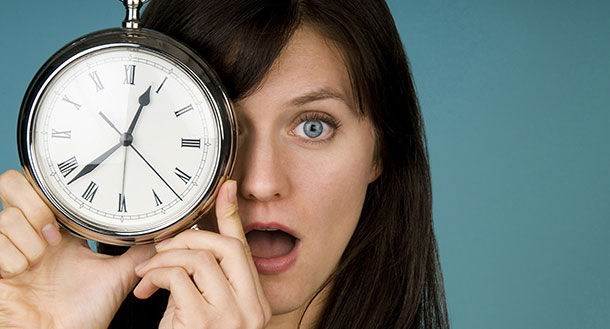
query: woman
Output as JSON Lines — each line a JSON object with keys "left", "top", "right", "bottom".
{"left": 0, "top": 0, "right": 449, "bottom": 328}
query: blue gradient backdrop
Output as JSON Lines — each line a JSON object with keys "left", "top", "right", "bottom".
{"left": 1, "top": 1, "right": 608, "bottom": 328}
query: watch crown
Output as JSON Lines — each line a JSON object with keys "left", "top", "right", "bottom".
{"left": 121, "top": 0, "right": 149, "bottom": 29}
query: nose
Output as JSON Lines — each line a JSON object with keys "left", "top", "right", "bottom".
{"left": 234, "top": 131, "right": 289, "bottom": 202}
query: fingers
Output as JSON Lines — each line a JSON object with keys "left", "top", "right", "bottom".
{"left": 0, "top": 207, "right": 46, "bottom": 277}
{"left": 215, "top": 180, "right": 271, "bottom": 321}
{"left": 135, "top": 249, "right": 235, "bottom": 306}
{"left": 134, "top": 247, "right": 265, "bottom": 328}
{"left": 111, "top": 244, "right": 157, "bottom": 289}
{"left": 0, "top": 170, "right": 61, "bottom": 246}
{"left": 153, "top": 229, "right": 257, "bottom": 300}
{"left": 0, "top": 170, "right": 62, "bottom": 278}
{"left": 135, "top": 181, "right": 271, "bottom": 327}
{"left": 215, "top": 180, "right": 244, "bottom": 241}
{"left": 134, "top": 267, "right": 206, "bottom": 314}
{"left": 120, "top": 245, "right": 157, "bottom": 271}
{"left": 0, "top": 232, "right": 28, "bottom": 278}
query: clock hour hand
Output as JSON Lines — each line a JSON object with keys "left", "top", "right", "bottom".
{"left": 126, "top": 86, "right": 151, "bottom": 136}
{"left": 67, "top": 141, "right": 122, "bottom": 185}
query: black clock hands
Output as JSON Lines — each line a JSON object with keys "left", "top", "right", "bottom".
{"left": 126, "top": 86, "right": 151, "bottom": 136}
{"left": 67, "top": 142, "right": 122, "bottom": 185}
{"left": 98, "top": 111, "right": 130, "bottom": 201}
{"left": 130, "top": 145, "right": 183, "bottom": 201}
{"left": 66, "top": 87, "right": 149, "bottom": 185}
{"left": 71, "top": 87, "right": 181, "bottom": 201}
{"left": 98, "top": 108, "right": 182, "bottom": 201}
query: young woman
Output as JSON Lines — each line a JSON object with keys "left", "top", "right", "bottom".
{"left": 0, "top": 0, "right": 449, "bottom": 328}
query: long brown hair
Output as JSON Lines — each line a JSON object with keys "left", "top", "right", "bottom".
{"left": 107, "top": 1, "right": 450, "bottom": 328}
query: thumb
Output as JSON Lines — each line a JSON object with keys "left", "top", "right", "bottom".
{"left": 114, "top": 244, "right": 157, "bottom": 288}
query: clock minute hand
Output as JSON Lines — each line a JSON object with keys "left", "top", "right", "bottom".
{"left": 67, "top": 141, "right": 122, "bottom": 185}
{"left": 126, "top": 86, "right": 152, "bottom": 136}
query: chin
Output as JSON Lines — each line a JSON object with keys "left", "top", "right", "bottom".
{"left": 261, "top": 276, "right": 312, "bottom": 315}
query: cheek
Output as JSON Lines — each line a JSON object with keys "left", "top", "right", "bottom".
{"left": 286, "top": 134, "right": 375, "bottom": 251}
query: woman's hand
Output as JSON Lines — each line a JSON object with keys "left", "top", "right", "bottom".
{"left": 0, "top": 170, "right": 155, "bottom": 329}
{"left": 133, "top": 180, "right": 271, "bottom": 329}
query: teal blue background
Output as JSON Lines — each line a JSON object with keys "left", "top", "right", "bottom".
{"left": 1, "top": 1, "right": 608, "bottom": 328}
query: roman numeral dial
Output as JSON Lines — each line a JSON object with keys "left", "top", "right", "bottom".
{"left": 118, "top": 193, "right": 127, "bottom": 212}
{"left": 153, "top": 189, "right": 163, "bottom": 206}
{"left": 174, "top": 167, "right": 192, "bottom": 184}
{"left": 57, "top": 156, "right": 78, "bottom": 177}
{"left": 28, "top": 45, "right": 227, "bottom": 238}
{"left": 52, "top": 129, "right": 72, "bottom": 139}
{"left": 174, "top": 104, "right": 193, "bottom": 117}
{"left": 89, "top": 71, "right": 104, "bottom": 91}
{"left": 82, "top": 181, "right": 98, "bottom": 203}
{"left": 181, "top": 138, "right": 201, "bottom": 148}
{"left": 62, "top": 95, "right": 81, "bottom": 110}
{"left": 124, "top": 64, "right": 136, "bottom": 85}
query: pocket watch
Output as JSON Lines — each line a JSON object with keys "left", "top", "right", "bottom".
{"left": 17, "top": 0, "right": 237, "bottom": 245}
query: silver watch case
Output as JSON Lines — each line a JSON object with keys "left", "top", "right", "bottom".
{"left": 17, "top": 28, "right": 237, "bottom": 245}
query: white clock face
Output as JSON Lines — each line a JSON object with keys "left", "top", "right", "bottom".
{"left": 30, "top": 46, "right": 220, "bottom": 234}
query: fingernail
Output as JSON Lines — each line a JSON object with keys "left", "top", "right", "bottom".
{"left": 227, "top": 180, "right": 237, "bottom": 203}
{"left": 0, "top": 270, "right": 8, "bottom": 278}
{"left": 134, "top": 260, "right": 148, "bottom": 274}
{"left": 155, "top": 238, "right": 172, "bottom": 250}
{"left": 42, "top": 224, "right": 60, "bottom": 245}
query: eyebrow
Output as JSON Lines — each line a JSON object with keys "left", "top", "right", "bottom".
{"left": 289, "top": 88, "right": 352, "bottom": 109}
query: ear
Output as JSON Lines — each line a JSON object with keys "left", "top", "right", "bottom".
{"left": 368, "top": 158, "right": 383, "bottom": 183}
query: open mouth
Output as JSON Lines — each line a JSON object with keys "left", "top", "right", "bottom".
{"left": 246, "top": 229, "right": 298, "bottom": 259}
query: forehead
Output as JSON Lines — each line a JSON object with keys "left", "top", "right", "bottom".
{"left": 238, "top": 25, "right": 354, "bottom": 110}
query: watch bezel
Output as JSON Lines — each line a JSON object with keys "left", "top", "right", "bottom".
{"left": 17, "top": 28, "right": 237, "bottom": 245}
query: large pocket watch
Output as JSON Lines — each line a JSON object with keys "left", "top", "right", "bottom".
{"left": 17, "top": 0, "right": 237, "bottom": 245}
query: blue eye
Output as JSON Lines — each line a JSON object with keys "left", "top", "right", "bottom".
{"left": 303, "top": 120, "right": 324, "bottom": 138}
{"left": 291, "top": 112, "right": 341, "bottom": 143}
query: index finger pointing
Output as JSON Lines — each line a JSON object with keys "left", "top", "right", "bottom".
{"left": 215, "top": 180, "right": 247, "bottom": 243}
{"left": 214, "top": 179, "right": 271, "bottom": 321}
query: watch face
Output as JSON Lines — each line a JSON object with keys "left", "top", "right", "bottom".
{"left": 27, "top": 44, "right": 225, "bottom": 239}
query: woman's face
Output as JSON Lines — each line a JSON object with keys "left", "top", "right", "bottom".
{"left": 210, "top": 26, "right": 379, "bottom": 317}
